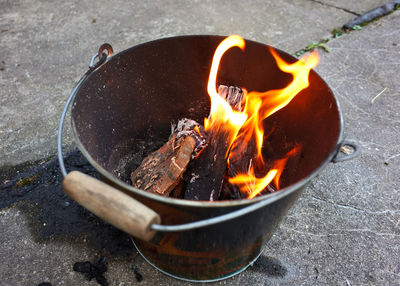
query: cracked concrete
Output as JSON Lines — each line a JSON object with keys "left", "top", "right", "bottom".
{"left": 1, "top": 1, "right": 399, "bottom": 286}
{"left": 314, "top": 0, "right": 389, "bottom": 15}
{"left": 309, "top": 0, "right": 362, "bottom": 16}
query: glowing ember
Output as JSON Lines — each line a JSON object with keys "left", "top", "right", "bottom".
{"left": 206, "top": 35, "right": 319, "bottom": 199}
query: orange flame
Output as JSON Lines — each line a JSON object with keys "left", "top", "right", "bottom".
{"left": 206, "top": 35, "right": 319, "bottom": 198}
{"left": 205, "top": 35, "right": 247, "bottom": 153}
{"left": 236, "top": 48, "right": 319, "bottom": 163}
{"left": 229, "top": 167, "right": 278, "bottom": 199}
{"left": 272, "top": 145, "right": 301, "bottom": 189}
{"left": 228, "top": 146, "right": 300, "bottom": 198}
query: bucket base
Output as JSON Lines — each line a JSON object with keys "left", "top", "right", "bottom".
{"left": 131, "top": 238, "right": 264, "bottom": 282}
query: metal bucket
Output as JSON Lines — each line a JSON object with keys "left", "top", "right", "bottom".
{"left": 58, "top": 35, "right": 358, "bottom": 282}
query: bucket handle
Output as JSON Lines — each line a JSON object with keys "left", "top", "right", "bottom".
{"left": 58, "top": 44, "right": 359, "bottom": 241}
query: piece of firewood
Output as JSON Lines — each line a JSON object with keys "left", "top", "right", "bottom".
{"left": 184, "top": 85, "right": 245, "bottom": 201}
{"left": 169, "top": 181, "right": 185, "bottom": 199}
{"left": 219, "top": 130, "right": 261, "bottom": 199}
{"left": 220, "top": 156, "right": 277, "bottom": 200}
{"left": 221, "top": 141, "right": 301, "bottom": 199}
{"left": 220, "top": 175, "right": 277, "bottom": 200}
{"left": 131, "top": 119, "right": 206, "bottom": 196}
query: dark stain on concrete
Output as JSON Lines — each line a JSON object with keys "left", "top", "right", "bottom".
{"left": 0, "top": 150, "right": 133, "bottom": 256}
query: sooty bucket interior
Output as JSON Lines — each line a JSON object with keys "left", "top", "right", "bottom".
{"left": 71, "top": 35, "right": 340, "bottom": 192}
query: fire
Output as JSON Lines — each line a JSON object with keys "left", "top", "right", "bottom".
{"left": 229, "top": 167, "right": 278, "bottom": 199}
{"left": 206, "top": 35, "right": 319, "bottom": 199}
{"left": 205, "top": 35, "right": 247, "bottom": 150}
{"left": 228, "top": 146, "right": 301, "bottom": 198}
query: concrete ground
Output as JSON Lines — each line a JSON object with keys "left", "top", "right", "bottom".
{"left": 0, "top": 0, "right": 389, "bottom": 166}
{"left": 1, "top": 1, "right": 399, "bottom": 285}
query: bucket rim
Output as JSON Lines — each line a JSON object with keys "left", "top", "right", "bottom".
{"left": 70, "top": 34, "right": 344, "bottom": 209}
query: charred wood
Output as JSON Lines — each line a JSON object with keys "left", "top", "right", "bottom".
{"left": 184, "top": 85, "right": 244, "bottom": 201}
{"left": 130, "top": 119, "right": 205, "bottom": 196}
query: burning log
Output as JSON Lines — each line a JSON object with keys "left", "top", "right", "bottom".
{"left": 221, "top": 142, "right": 258, "bottom": 200}
{"left": 220, "top": 157, "right": 278, "bottom": 200}
{"left": 221, "top": 144, "right": 301, "bottom": 200}
{"left": 220, "top": 128, "right": 272, "bottom": 200}
{"left": 184, "top": 85, "right": 245, "bottom": 201}
{"left": 131, "top": 119, "right": 206, "bottom": 196}
{"left": 131, "top": 86, "right": 243, "bottom": 200}
{"left": 129, "top": 35, "right": 319, "bottom": 201}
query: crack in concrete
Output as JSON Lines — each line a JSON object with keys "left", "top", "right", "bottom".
{"left": 378, "top": 270, "right": 400, "bottom": 278}
{"left": 385, "top": 153, "right": 400, "bottom": 162}
{"left": 309, "top": 195, "right": 400, "bottom": 215}
{"left": 294, "top": 3, "right": 400, "bottom": 56}
{"left": 281, "top": 226, "right": 400, "bottom": 237}
{"left": 333, "top": 229, "right": 400, "bottom": 236}
{"left": 308, "top": 0, "right": 361, "bottom": 16}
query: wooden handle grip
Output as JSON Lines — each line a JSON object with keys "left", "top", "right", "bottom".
{"left": 63, "top": 171, "right": 161, "bottom": 241}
